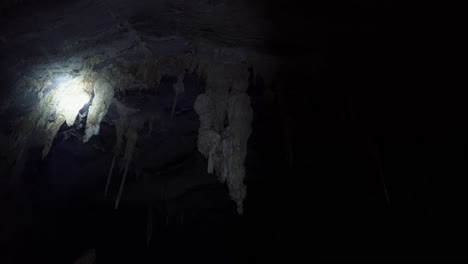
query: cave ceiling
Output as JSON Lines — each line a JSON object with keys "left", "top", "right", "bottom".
{"left": 0, "top": 0, "right": 287, "bottom": 214}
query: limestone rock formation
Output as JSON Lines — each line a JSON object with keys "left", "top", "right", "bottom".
{"left": 194, "top": 51, "right": 253, "bottom": 214}
{"left": 1, "top": 2, "right": 272, "bottom": 214}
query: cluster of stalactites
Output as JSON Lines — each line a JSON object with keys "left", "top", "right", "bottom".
{"left": 5, "top": 42, "right": 258, "bottom": 215}
{"left": 104, "top": 101, "right": 145, "bottom": 208}
{"left": 194, "top": 58, "right": 253, "bottom": 214}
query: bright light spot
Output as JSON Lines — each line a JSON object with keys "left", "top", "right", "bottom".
{"left": 54, "top": 77, "right": 92, "bottom": 126}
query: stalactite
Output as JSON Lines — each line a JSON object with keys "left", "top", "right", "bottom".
{"left": 103, "top": 100, "right": 148, "bottom": 208}
{"left": 194, "top": 55, "right": 253, "bottom": 214}
{"left": 104, "top": 101, "right": 137, "bottom": 196}
{"left": 171, "top": 73, "right": 185, "bottom": 118}
{"left": 115, "top": 115, "right": 142, "bottom": 209}
{"left": 225, "top": 93, "right": 252, "bottom": 214}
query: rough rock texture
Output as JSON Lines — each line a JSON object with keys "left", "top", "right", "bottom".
{"left": 83, "top": 78, "right": 115, "bottom": 143}
{"left": 8, "top": 71, "right": 94, "bottom": 178}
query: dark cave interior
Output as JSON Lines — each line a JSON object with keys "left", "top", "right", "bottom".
{"left": 0, "top": 0, "right": 462, "bottom": 262}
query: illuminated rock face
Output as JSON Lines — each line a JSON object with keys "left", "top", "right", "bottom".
{"left": 40, "top": 76, "right": 94, "bottom": 158}
{"left": 83, "top": 78, "right": 114, "bottom": 143}
{"left": 7, "top": 73, "right": 93, "bottom": 167}
{"left": 54, "top": 77, "right": 93, "bottom": 127}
